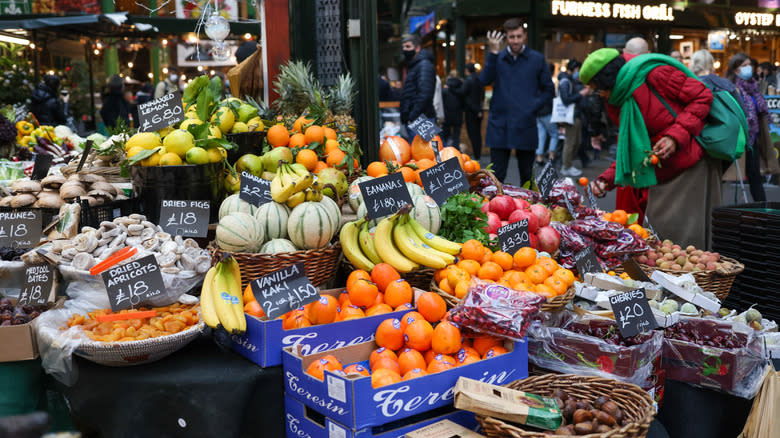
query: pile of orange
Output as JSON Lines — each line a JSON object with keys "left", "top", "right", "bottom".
{"left": 266, "top": 118, "right": 359, "bottom": 173}
{"left": 368, "top": 135, "right": 480, "bottom": 185}
{"left": 434, "top": 240, "right": 576, "bottom": 300}
{"left": 601, "top": 209, "right": 649, "bottom": 239}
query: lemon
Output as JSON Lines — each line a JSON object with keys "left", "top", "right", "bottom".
{"left": 208, "top": 125, "right": 222, "bottom": 139}
{"left": 126, "top": 132, "right": 162, "bottom": 150}
{"left": 180, "top": 119, "right": 204, "bottom": 131}
{"left": 246, "top": 117, "right": 264, "bottom": 132}
{"left": 126, "top": 145, "right": 145, "bottom": 158}
{"left": 141, "top": 150, "right": 163, "bottom": 166}
{"left": 159, "top": 152, "right": 183, "bottom": 166}
{"left": 162, "top": 129, "right": 195, "bottom": 158}
{"left": 230, "top": 122, "right": 248, "bottom": 134}
{"left": 185, "top": 146, "right": 210, "bottom": 165}
{"left": 158, "top": 126, "right": 174, "bottom": 138}
{"left": 206, "top": 147, "right": 224, "bottom": 163}
{"left": 210, "top": 107, "right": 235, "bottom": 133}
{"left": 185, "top": 110, "right": 199, "bottom": 120}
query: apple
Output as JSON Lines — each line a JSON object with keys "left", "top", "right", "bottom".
{"left": 489, "top": 195, "right": 516, "bottom": 220}
{"left": 513, "top": 197, "right": 530, "bottom": 211}
{"left": 485, "top": 212, "right": 501, "bottom": 234}
{"left": 501, "top": 220, "right": 509, "bottom": 228}
{"left": 508, "top": 209, "right": 539, "bottom": 233}
{"left": 529, "top": 204, "right": 551, "bottom": 228}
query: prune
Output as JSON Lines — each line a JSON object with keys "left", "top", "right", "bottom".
{"left": 0, "top": 310, "right": 11, "bottom": 321}
{"left": 28, "top": 310, "right": 41, "bottom": 319}
{"left": 0, "top": 297, "right": 11, "bottom": 310}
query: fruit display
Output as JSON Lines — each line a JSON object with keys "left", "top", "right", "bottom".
{"left": 481, "top": 194, "right": 561, "bottom": 254}
{"left": 553, "top": 219, "right": 649, "bottom": 271}
{"left": 551, "top": 391, "right": 632, "bottom": 435}
{"left": 200, "top": 256, "right": 246, "bottom": 334}
{"left": 638, "top": 239, "right": 737, "bottom": 272}
{"left": 65, "top": 302, "right": 200, "bottom": 342}
{"left": 0, "top": 298, "right": 50, "bottom": 326}
{"left": 372, "top": 135, "right": 481, "bottom": 183}
{"left": 0, "top": 172, "right": 128, "bottom": 208}
{"left": 0, "top": 246, "right": 26, "bottom": 261}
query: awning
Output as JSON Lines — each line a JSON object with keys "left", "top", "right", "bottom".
{"left": 0, "top": 13, "right": 128, "bottom": 30}
{"left": 129, "top": 16, "right": 261, "bottom": 36}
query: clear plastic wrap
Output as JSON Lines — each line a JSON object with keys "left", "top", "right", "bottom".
{"left": 0, "top": 260, "right": 25, "bottom": 298}
{"left": 548, "top": 179, "right": 583, "bottom": 206}
{"left": 662, "top": 317, "right": 768, "bottom": 398}
{"left": 527, "top": 310, "right": 663, "bottom": 387}
{"left": 569, "top": 218, "right": 625, "bottom": 240}
{"left": 595, "top": 229, "right": 650, "bottom": 259}
{"left": 480, "top": 183, "right": 543, "bottom": 203}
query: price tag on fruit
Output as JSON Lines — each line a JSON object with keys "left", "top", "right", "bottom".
{"left": 407, "top": 114, "right": 442, "bottom": 142}
{"left": 138, "top": 91, "right": 185, "bottom": 133}
{"left": 359, "top": 172, "right": 413, "bottom": 220}
{"left": 535, "top": 161, "right": 558, "bottom": 199}
{"left": 101, "top": 254, "right": 167, "bottom": 312}
{"left": 574, "top": 247, "right": 602, "bottom": 276}
{"left": 419, "top": 157, "right": 469, "bottom": 206}
{"left": 250, "top": 262, "right": 318, "bottom": 319}
{"left": 18, "top": 263, "right": 54, "bottom": 306}
{"left": 0, "top": 211, "right": 42, "bottom": 249}
{"left": 159, "top": 200, "right": 210, "bottom": 237}
{"left": 31, "top": 154, "right": 53, "bottom": 181}
{"left": 609, "top": 288, "right": 658, "bottom": 338}
{"left": 497, "top": 219, "right": 530, "bottom": 256}
{"left": 239, "top": 171, "right": 273, "bottom": 207}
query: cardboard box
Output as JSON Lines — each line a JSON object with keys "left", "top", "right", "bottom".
{"left": 404, "top": 419, "right": 484, "bottom": 438}
{"left": 232, "top": 288, "right": 416, "bottom": 367}
{"left": 284, "top": 393, "right": 478, "bottom": 438}
{"left": 283, "top": 339, "right": 528, "bottom": 430}
{"left": 651, "top": 271, "right": 721, "bottom": 313}
{"left": 0, "top": 296, "right": 65, "bottom": 363}
{"left": 585, "top": 273, "right": 662, "bottom": 300}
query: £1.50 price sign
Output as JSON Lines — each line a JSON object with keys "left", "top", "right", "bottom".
{"left": 159, "top": 200, "right": 210, "bottom": 237}
{"left": 18, "top": 263, "right": 54, "bottom": 306}
{"left": 407, "top": 115, "right": 442, "bottom": 142}
{"left": 358, "top": 172, "right": 413, "bottom": 220}
{"left": 250, "top": 263, "right": 319, "bottom": 319}
{"left": 138, "top": 92, "right": 185, "bottom": 133}
{"left": 0, "top": 211, "right": 42, "bottom": 249}
{"left": 609, "top": 289, "right": 658, "bottom": 338}
{"left": 101, "top": 255, "right": 167, "bottom": 311}
{"left": 419, "top": 157, "right": 469, "bottom": 206}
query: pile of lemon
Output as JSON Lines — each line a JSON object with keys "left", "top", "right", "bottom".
{"left": 125, "top": 129, "right": 226, "bottom": 166}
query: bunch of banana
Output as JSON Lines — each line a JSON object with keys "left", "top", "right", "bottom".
{"left": 200, "top": 255, "right": 246, "bottom": 334}
{"left": 287, "top": 181, "right": 323, "bottom": 208}
{"left": 271, "top": 161, "right": 313, "bottom": 203}
{"left": 341, "top": 205, "right": 461, "bottom": 273}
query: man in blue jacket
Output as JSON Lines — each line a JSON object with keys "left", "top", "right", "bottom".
{"left": 400, "top": 34, "right": 437, "bottom": 141}
{"left": 481, "top": 19, "right": 555, "bottom": 184}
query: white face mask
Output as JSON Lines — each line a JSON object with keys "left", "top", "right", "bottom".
{"left": 169, "top": 74, "right": 178, "bottom": 82}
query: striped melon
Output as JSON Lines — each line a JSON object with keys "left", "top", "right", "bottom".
{"left": 347, "top": 176, "right": 374, "bottom": 213}
{"left": 260, "top": 238, "right": 297, "bottom": 254}
{"left": 287, "top": 202, "right": 336, "bottom": 249}
{"left": 255, "top": 201, "right": 290, "bottom": 240}
{"left": 216, "top": 212, "right": 265, "bottom": 253}
{"left": 355, "top": 203, "right": 379, "bottom": 229}
{"left": 218, "top": 193, "right": 256, "bottom": 220}
{"left": 406, "top": 182, "right": 425, "bottom": 200}
{"left": 412, "top": 195, "right": 441, "bottom": 234}
{"left": 319, "top": 196, "right": 342, "bottom": 229}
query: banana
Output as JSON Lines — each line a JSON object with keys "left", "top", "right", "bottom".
{"left": 223, "top": 257, "right": 246, "bottom": 333}
{"left": 358, "top": 220, "right": 382, "bottom": 264}
{"left": 286, "top": 191, "right": 306, "bottom": 208}
{"left": 407, "top": 216, "right": 462, "bottom": 255}
{"left": 286, "top": 163, "right": 313, "bottom": 193}
{"left": 340, "top": 219, "right": 375, "bottom": 271}
{"left": 271, "top": 164, "right": 297, "bottom": 203}
{"left": 392, "top": 218, "right": 448, "bottom": 269}
{"left": 212, "top": 262, "right": 239, "bottom": 333}
{"left": 401, "top": 219, "right": 456, "bottom": 265}
{"left": 199, "top": 266, "right": 220, "bottom": 329}
{"left": 373, "top": 216, "right": 419, "bottom": 272}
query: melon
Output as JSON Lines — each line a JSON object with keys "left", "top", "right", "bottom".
{"left": 319, "top": 195, "right": 342, "bottom": 228}
{"left": 412, "top": 195, "right": 441, "bottom": 234}
{"left": 347, "top": 176, "right": 374, "bottom": 213}
{"left": 216, "top": 212, "right": 265, "bottom": 253}
{"left": 355, "top": 203, "right": 379, "bottom": 229}
{"left": 287, "top": 202, "right": 337, "bottom": 250}
{"left": 260, "top": 238, "right": 298, "bottom": 254}
{"left": 255, "top": 201, "right": 290, "bottom": 240}
{"left": 406, "top": 182, "right": 425, "bottom": 200}
{"left": 218, "top": 193, "right": 256, "bottom": 220}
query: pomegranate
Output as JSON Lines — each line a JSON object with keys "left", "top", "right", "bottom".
{"left": 529, "top": 204, "right": 551, "bottom": 228}
{"left": 485, "top": 212, "right": 501, "bottom": 234}
{"left": 507, "top": 209, "right": 539, "bottom": 233}
{"left": 480, "top": 201, "right": 490, "bottom": 214}
{"left": 529, "top": 232, "right": 539, "bottom": 250}
{"left": 513, "top": 197, "right": 530, "bottom": 211}
{"left": 536, "top": 226, "right": 561, "bottom": 254}
{"left": 489, "top": 195, "right": 516, "bottom": 220}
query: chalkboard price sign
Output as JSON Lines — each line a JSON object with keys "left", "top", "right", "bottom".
{"left": 138, "top": 91, "right": 185, "bottom": 133}
{"left": 358, "top": 172, "right": 413, "bottom": 220}
{"left": 407, "top": 115, "right": 442, "bottom": 142}
{"left": 0, "top": 211, "right": 42, "bottom": 249}
{"left": 419, "top": 157, "right": 469, "bottom": 206}
{"left": 585, "top": 184, "right": 600, "bottom": 210}
{"left": 535, "top": 161, "right": 559, "bottom": 199}
{"left": 31, "top": 154, "right": 53, "bottom": 181}
{"left": 497, "top": 219, "right": 530, "bottom": 256}
{"left": 609, "top": 289, "right": 658, "bottom": 338}
{"left": 101, "top": 255, "right": 167, "bottom": 311}
{"left": 18, "top": 263, "right": 54, "bottom": 306}
{"left": 574, "top": 247, "right": 602, "bottom": 276}
{"left": 239, "top": 171, "right": 273, "bottom": 207}
{"left": 159, "top": 200, "right": 210, "bottom": 237}
{"left": 250, "top": 263, "right": 319, "bottom": 319}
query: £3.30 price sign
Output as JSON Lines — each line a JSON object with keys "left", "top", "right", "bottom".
{"left": 18, "top": 263, "right": 54, "bottom": 306}
{"left": 239, "top": 171, "right": 273, "bottom": 207}
{"left": 0, "top": 211, "right": 42, "bottom": 249}
{"left": 497, "top": 219, "right": 530, "bottom": 256}
{"left": 609, "top": 288, "right": 658, "bottom": 338}
{"left": 101, "top": 255, "right": 167, "bottom": 311}
{"left": 159, "top": 200, "right": 210, "bottom": 237}
{"left": 358, "top": 172, "right": 413, "bottom": 220}
{"left": 250, "top": 262, "right": 319, "bottom": 319}
{"left": 419, "top": 157, "right": 469, "bottom": 206}
{"left": 138, "top": 92, "right": 185, "bottom": 133}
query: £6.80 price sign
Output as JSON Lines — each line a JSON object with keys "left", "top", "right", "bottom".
{"left": 101, "top": 255, "right": 167, "bottom": 311}
{"left": 609, "top": 289, "right": 658, "bottom": 338}
{"left": 138, "top": 92, "right": 185, "bottom": 133}
{"left": 419, "top": 157, "right": 469, "bottom": 206}
{"left": 250, "top": 263, "right": 319, "bottom": 319}
{"left": 0, "top": 211, "right": 42, "bottom": 249}
{"left": 358, "top": 173, "right": 413, "bottom": 220}
{"left": 159, "top": 200, "right": 210, "bottom": 237}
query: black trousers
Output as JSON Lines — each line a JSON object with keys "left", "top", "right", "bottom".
{"left": 464, "top": 110, "right": 482, "bottom": 160}
{"left": 745, "top": 146, "right": 766, "bottom": 201}
{"left": 490, "top": 148, "right": 535, "bottom": 185}
{"left": 442, "top": 122, "right": 462, "bottom": 148}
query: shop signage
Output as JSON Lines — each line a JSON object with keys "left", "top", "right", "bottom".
{"left": 497, "top": 219, "right": 530, "bottom": 255}
{"left": 138, "top": 91, "right": 185, "bottom": 133}
{"left": 359, "top": 173, "right": 413, "bottom": 220}
{"left": 239, "top": 171, "right": 273, "bottom": 207}
{"left": 31, "top": 154, "right": 53, "bottom": 181}
{"left": 535, "top": 161, "right": 558, "bottom": 199}
{"left": 575, "top": 247, "right": 603, "bottom": 275}
{"left": 419, "top": 157, "right": 469, "bottom": 206}
{"left": 159, "top": 200, "right": 210, "bottom": 237}
{"left": 0, "top": 211, "right": 42, "bottom": 249}
{"left": 551, "top": 1, "right": 674, "bottom": 22}
{"left": 250, "top": 263, "right": 318, "bottom": 319}
{"left": 18, "top": 263, "right": 53, "bottom": 306}
{"left": 101, "top": 255, "right": 167, "bottom": 311}
{"left": 609, "top": 288, "right": 658, "bottom": 338}
{"left": 734, "top": 12, "right": 779, "bottom": 27}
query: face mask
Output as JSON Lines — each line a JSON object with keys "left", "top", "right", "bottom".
{"left": 738, "top": 65, "right": 753, "bottom": 80}
{"left": 169, "top": 74, "right": 178, "bottom": 82}
{"left": 573, "top": 71, "right": 580, "bottom": 80}
{"left": 403, "top": 49, "right": 416, "bottom": 62}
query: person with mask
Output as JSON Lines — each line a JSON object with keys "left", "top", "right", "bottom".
{"left": 30, "top": 75, "right": 69, "bottom": 126}
{"left": 441, "top": 70, "right": 465, "bottom": 148}
{"left": 399, "top": 33, "right": 437, "bottom": 141}
{"left": 155, "top": 67, "right": 180, "bottom": 99}
{"left": 557, "top": 59, "right": 591, "bottom": 176}
{"left": 100, "top": 74, "right": 130, "bottom": 129}
{"left": 462, "top": 62, "right": 485, "bottom": 160}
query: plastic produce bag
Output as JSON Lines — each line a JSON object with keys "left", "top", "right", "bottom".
{"left": 595, "top": 229, "right": 650, "bottom": 259}
{"left": 0, "top": 260, "right": 25, "bottom": 298}
{"left": 740, "top": 367, "right": 780, "bottom": 438}
{"left": 569, "top": 218, "right": 625, "bottom": 240}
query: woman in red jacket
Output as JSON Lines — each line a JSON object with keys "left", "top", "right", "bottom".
{"left": 580, "top": 49, "right": 720, "bottom": 249}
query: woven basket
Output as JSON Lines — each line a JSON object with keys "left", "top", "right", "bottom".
{"left": 431, "top": 281, "right": 575, "bottom": 313}
{"left": 211, "top": 242, "right": 342, "bottom": 290}
{"left": 340, "top": 259, "right": 435, "bottom": 291}
{"left": 61, "top": 151, "right": 130, "bottom": 184}
{"left": 466, "top": 169, "right": 503, "bottom": 195}
{"left": 628, "top": 255, "right": 743, "bottom": 301}
{"left": 477, "top": 374, "right": 656, "bottom": 438}
{"left": 346, "top": 169, "right": 363, "bottom": 186}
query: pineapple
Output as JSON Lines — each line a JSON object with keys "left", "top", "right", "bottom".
{"left": 272, "top": 60, "right": 323, "bottom": 128}
{"left": 325, "top": 73, "right": 357, "bottom": 138}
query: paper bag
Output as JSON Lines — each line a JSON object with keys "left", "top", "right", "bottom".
{"left": 740, "top": 366, "right": 779, "bottom": 438}
{"left": 227, "top": 43, "right": 263, "bottom": 99}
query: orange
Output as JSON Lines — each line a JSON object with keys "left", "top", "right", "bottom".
{"left": 307, "top": 295, "right": 339, "bottom": 325}
{"left": 399, "top": 311, "right": 425, "bottom": 331}
{"left": 397, "top": 348, "right": 427, "bottom": 375}
{"left": 347, "top": 278, "right": 379, "bottom": 308}
{"left": 536, "top": 257, "right": 559, "bottom": 275}
{"left": 306, "top": 354, "right": 343, "bottom": 380}
{"left": 326, "top": 148, "right": 347, "bottom": 168}
{"left": 369, "top": 347, "right": 398, "bottom": 368}
{"left": 282, "top": 312, "right": 311, "bottom": 330}
{"left": 427, "top": 355, "right": 457, "bottom": 373}
{"left": 463, "top": 160, "right": 476, "bottom": 173}
{"left": 337, "top": 305, "right": 365, "bottom": 321}
{"left": 380, "top": 136, "right": 411, "bottom": 164}
{"left": 243, "top": 283, "right": 256, "bottom": 304}
{"left": 513, "top": 246, "right": 537, "bottom": 270}
{"left": 439, "top": 147, "right": 464, "bottom": 167}
{"left": 456, "top": 347, "right": 482, "bottom": 366}
{"left": 292, "top": 116, "right": 313, "bottom": 133}
{"left": 454, "top": 281, "right": 470, "bottom": 299}
{"left": 544, "top": 276, "right": 568, "bottom": 296}
{"left": 460, "top": 239, "right": 485, "bottom": 262}
{"left": 479, "top": 247, "right": 493, "bottom": 264}
{"left": 629, "top": 223, "right": 648, "bottom": 238}
{"left": 366, "top": 303, "right": 393, "bottom": 316}
{"left": 347, "top": 270, "right": 371, "bottom": 290}
{"left": 375, "top": 318, "right": 405, "bottom": 350}
{"left": 525, "top": 264, "right": 548, "bottom": 284}
{"left": 371, "top": 368, "right": 401, "bottom": 388}
{"left": 404, "top": 319, "right": 434, "bottom": 351}
{"left": 438, "top": 278, "right": 454, "bottom": 295}
{"left": 304, "top": 125, "right": 325, "bottom": 144}
{"left": 313, "top": 161, "right": 328, "bottom": 173}
{"left": 402, "top": 368, "right": 429, "bottom": 380}
{"left": 399, "top": 166, "right": 416, "bottom": 183}
{"left": 417, "top": 292, "right": 447, "bottom": 323}
{"left": 478, "top": 261, "right": 503, "bottom": 281}
{"left": 431, "top": 321, "right": 462, "bottom": 354}
{"left": 395, "top": 303, "right": 414, "bottom": 312}
{"left": 371, "top": 263, "right": 401, "bottom": 292}
{"left": 472, "top": 336, "right": 502, "bottom": 356}
{"left": 446, "top": 268, "right": 470, "bottom": 290}
{"left": 295, "top": 148, "right": 319, "bottom": 171}
{"left": 423, "top": 349, "right": 437, "bottom": 364}
{"left": 324, "top": 138, "right": 340, "bottom": 154}
{"left": 410, "top": 135, "right": 442, "bottom": 161}
{"left": 324, "top": 126, "right": 338, "bottom": 141}
{"left": 534, "top": 284, "right": 556, "bottom": 299}
{"left": 612, "top": 209, "right": 628, "bottom": 225}
{"left": 415, "top": 158, "right": 435, "bottom": 171}
{"left": 384, "top": 279, "right": 412, "bottom": 308}
{"left": 483, "top": 346, "right": 508, "bottom": 359}
{"left": 553, "top": 268, "right": 576, "bottom": 287}
{"left": 457, "top": 259, "right": 481, "bottom": 277}
{"left": 244, "top": 300, "right": 265, "bottom": 318}
{"left": 343, "top": 363, "right": 370, "bottom": 376}
{"left": 337, "top": 291, "right": 351, "bottom": 307}
{"left": 371, "top": 356, "right": 401, "bottom": 374}
{"left": 366, "top": 161, "right": 389, "bottom": 177}
{"left": 602, "top": 212, "right": 613, "bottom": 222}
{"left": 267, "top": 124, "right": 290, "bottom": 147}
{"left": 288, "top": 132, "right": 307, "bottom": 149}
{"left": 492, "top": 251, "right": 514, "bottom": 271}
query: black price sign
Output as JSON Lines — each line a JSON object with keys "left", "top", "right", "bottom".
{"left": 585, "top": 184, "right": 599, "bottom": 210}
{"left": 407, "top": 115, "right": 442, "bottom": 142}
{"left": 0, "top": 211, "right": 42, "bottom": 248}
{"left": 574, "top": 247, "right": 602, "bottom": 275}
{"left": 250, "top": 263, "right": 319, "bottom": 319}
{"left": 622, "top": 259, "right": 653, "bottom": 282}
{"left": 138, "top": 91, "right": 185, "bottom": 133}
{"left": 419, "top": 157, "right": 469, "bottom": 206}
{"left": 239, "top": 171, "right": 273, "bottom": 207}
{"left": 31, "top": 154, "right": 53, "bottom": 181}
{"left": 497, "top": 219, "right": 530, "bottom": 256}
{"left": 609, "top": 289, "right": 658, "bottom": 338}
{"left": 18, "top": 263, "right": 54, "bottom": 306}
{"left": 159, "top": 200, "right": 210, "bottom": 237}
{"left": 101, "top": 254, "right": 167, "bottom": 311}
{"left": 358, "top": 172, "right": 413, "bottom": 220}
{"left": 535, "top": 161, "right": 558, "bottom": 199}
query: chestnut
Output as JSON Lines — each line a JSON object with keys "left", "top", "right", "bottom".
{"left": 596, "top": 411, "right": 616, "bottom": 426}
{"left": 574, "top": 400, "right": 588, "bottom": 411}
{"left": 602, "top": 400, "right": 620, "bottom": 417}
{"left": 593, "top": 395, "right": 609, "bottom": 409}
{"left": 555, "top": 388, "right": 571, "bottom": 401}
{"left": 572, "top": 409, "right": 593, "bottom": 424}
{"left": 596, "top": 424, "right": 613, "bottom": 433}
{"left": 554, "top": 426, "right": 574, "bottom": 435}
{"left": 574, "top": 422, "right": 593, "bottom": 435}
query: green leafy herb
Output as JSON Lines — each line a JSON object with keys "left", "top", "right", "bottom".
{"left": 182, "top": 75, "right": 209, "bottom": 104}
{"left": 439, "top": 192, "right": 490, "bottom": 246}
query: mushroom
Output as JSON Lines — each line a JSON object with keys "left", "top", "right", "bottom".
{"left": 11, "top": 180, "right": 42, "bottom": 194}
{"left": 88, "top": 181, "right": 117, "bottom": 196}
{"left": 34, "top": 195, "right": 64, "bottom": 209}
{"left": 87, "top": 189, "right": 114, "bottom": 203}
{"left": 59, "top": 182, "right": 87, "bottom": 200}
{"left": 79, "top": 173, "right": 106, "bottom": 184}
{"left": 115, "top": 193, "right": 129, "bottom": 201}
{"left": 80, "top": 195, "right": 101, "bottom": 206}
{"left": 0, "top": 196, "right": 12, "bottom": 207}
{"left": 10, "top": 193, "right": 37, "bottom": 207}
{"left": 41, "top": 174, "right": 66, "bottom": 190}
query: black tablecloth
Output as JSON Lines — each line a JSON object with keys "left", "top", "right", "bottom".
{"left": 62, "top": 335, "right": 284, "bottom": 438}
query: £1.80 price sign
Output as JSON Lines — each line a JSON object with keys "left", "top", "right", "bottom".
{"left": 0, "top": 211, "right": 42, "bottom": 249}
{"left": 419, "top": 157, "right": 469, "bottom": 206}
{"left": 609, "top": 289, "right": 658, "bottom": 338}
{"left": 159, "top": 200, "right": 210, "bottom": 237}
{"left": 138, "top": 92, "right": 185, "bottom": 133}
{"left": 101, "top": 255, "right": 168, "bottom": 311}
{"left": 250, "top": 262, "right": 319, "bottom": 319}
{"left": 358, "top": 173, "right": 413, "bottom": 220}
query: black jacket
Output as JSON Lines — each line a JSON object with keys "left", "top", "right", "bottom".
{"left": 442, "top": 77, "right": 464, "bottom": 124}
{"left": 462, "top": 72, "right": 484, "bottom": 114}
{"left": 100, "top": 91, "right": 130, "bottom": 129}
{"left": 400, "top": 49, "right": 436, "bottom": 124}
{"left": 30, "top": 83, "right": 67, "bottom": 126}
{"left": 557, "top": 72, "right": 586, "bottom": 119}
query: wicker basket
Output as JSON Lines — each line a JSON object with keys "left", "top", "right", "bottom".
{"left": 466, "top": 169, "right": 503, "bottom": 195}
{"left": 477, "top": 374, "right": 656, "bottom": 438}
{"left": 628, "top": 255, "right": 743, "bottom": 301}
{"left": 61, "top": 152, "right": 130, "bottom": 184}
{"left": 340, "top": 259, "right": 435, "bottom": 291}
{"left": 346, "top": 169, "right": 363, "bottom": 186}
{"left": 431, "top": 280, "right": 575, "bottom": 312}
{"left": 211, "top": 242, "right": 342, "bottom": 289}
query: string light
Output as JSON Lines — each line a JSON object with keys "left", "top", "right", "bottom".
{"left": 93, "top": 49, "right": 99, "bottom": 55}
{"left": 209, "top": 69, "right": 215, "bottom": 75}
{"left": 244, "top": 33, "right": 252, "bottom": 40}
{"left": 197, "top": 66, "right": 203, "bottom": 71}
{"left": 161, "top": 39, "right": 168, "bottom": 46}
{"left": 148, "top": 72, "right": 153, "bottom": 79}
{"left": 128, "top": 62, "right": 134, "bottom": 68}
{"left": 96, "top": 42, "right": 103, "bottom": 49}
{"left": 29, "top": 43, "right": 35, "bottom": 49}
{"left": 162, "top": 67, "right": 169, "bottom": 74}
{"left": 181, "top": 74, "right": 187, "bottom": 81}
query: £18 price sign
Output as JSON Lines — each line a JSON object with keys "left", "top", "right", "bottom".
{"left": 0, "top": 211, "right": 42, "bottom": 249}
{"left": 101, "top": 255, "right": 167, "bottom": 311}
{"left": 159, "top": 200, "right": 210, "bottom": 237}
{"left": 18, "top": 263, "right": 54, "bottom": 306}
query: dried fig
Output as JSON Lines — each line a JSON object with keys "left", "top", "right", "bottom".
{"left": 574, "top": 422, "right": 593, "bottom": 435}
{"left": 572, "top": 409, "right": 593, "bottom": 424}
